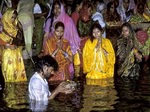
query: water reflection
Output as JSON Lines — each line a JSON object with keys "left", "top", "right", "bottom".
{"left": 0, "top": 66, "right": 150, "bottom": 111}
{"left": 80, "top": 78, "right": 118, "bottom": 112}
{"left": 0, "top": 82, "right": 30, "bottom": 111}
{"left": 114, "top": 70, "right": 150, "bottom": 111}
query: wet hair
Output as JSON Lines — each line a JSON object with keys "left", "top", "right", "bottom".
{"left": 34, "top": 55, "right": 58, "bottom": 73}
{"left": 90, "top": 22, "right": 103, "bottom": 42}
{"left": 54, "top": 21, "right": 64, "bottom": 30}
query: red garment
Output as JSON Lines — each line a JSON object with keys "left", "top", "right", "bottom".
{"left": 136, "top": 30, "right": 148, "bottom": 45}
{"left": 0, "top": 38, "right": 6, "bottom": 45}
{"left": 80, "top": 4, "right": 91, "bottom": 22}
{"left": 71, "top": 12, "right": 79, "bottom": 26}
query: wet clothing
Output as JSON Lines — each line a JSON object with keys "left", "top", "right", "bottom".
{"left": 0, "top": 8, "right": 27, "bottom": 82}
{"left": 28, "top": 72, "right": 51, "bottom": 101}
{"left": 43, "top": 36, "right": 74, "bottom": 81}
{"left": 83, "top": 38, "right": 115, "bottom": 84}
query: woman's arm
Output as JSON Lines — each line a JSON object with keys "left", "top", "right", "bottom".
{"left": 61, "top": 49, "right": 73, "bottom": 62}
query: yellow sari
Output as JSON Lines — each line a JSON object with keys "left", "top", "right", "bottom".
{"left": 83, "top": 38, "right": 115, "bottom": 85}
{"left": 0, "top": 8, "right": 27, "bottom": 82}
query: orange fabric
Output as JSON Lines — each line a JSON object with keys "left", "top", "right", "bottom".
{"left": 43, "top": 36, "right": 73, "bottom": 81}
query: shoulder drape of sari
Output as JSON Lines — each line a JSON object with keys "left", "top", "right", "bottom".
{"left": 0, "top": 8, "right": 18, "bottom": 43}
{"left": 102, "top": 38, "right": 115, "bottom": 77}
{"left": 129, "top": 14, "right": 148, "bottom": 23}
{"left": 134, "top": 36, "right": 150, "bottom": 57}
{"left": 43, "top": 36, "right": 73, "bottom": 81}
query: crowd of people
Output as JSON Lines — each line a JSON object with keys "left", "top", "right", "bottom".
{"left": 0, "top": 0, "right": 150, "bottom": 110}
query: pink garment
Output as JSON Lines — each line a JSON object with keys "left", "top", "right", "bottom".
{"left": 44, "top": 3, "right": 81, "bottom": 54}
{"left": 0, "top": 12, "right": 2, "bottom": 33}
{"left": 0, "top": 12, "right": 2, "bottom": 18}
{"left": 71, "top": 11, "right": 79, "bottom": 26}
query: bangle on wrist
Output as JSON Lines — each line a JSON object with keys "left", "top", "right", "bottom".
{"left": 52, "top": 53, "right": 55, "bottom": 57}
{"left": 52, "top": 50, "right": 57, "bottom": 57}
{"left": 64, "top": 52, "right": 68, "bottom": 58}
{"left": 133, "top": 49, "right": 138, "bottom": 53}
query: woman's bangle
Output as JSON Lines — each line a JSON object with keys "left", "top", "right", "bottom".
{"left": 52, "top": 50, "right": 57, "bottom": 57}
{"left": 64, "top": 52, "right": 68, "bottom": 58}
{"left": 52, "top": 53, "right": 55, "bottom": 57}
{"left": 133, "top": 49, "right": 138, "bottom": 53}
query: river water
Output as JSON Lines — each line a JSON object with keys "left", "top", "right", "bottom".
{"left": 0, "top": 60, "right": 150, "bottom": 112}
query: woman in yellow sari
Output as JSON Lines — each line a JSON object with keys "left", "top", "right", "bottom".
{"left": 0, "top": 8, "right": 26, "bottom": 82}
{"left": 83, "top": 23, "right": 115, "bottom": 85}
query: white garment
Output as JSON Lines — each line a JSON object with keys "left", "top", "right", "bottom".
{"left": 28, "top": 72, "right": 51, "bottom": 101}
{"left": 92, "top": 12, "right": 106, "bottom": 38}
{"left": 34, "top": 3, "right": 42, "bottom": 14}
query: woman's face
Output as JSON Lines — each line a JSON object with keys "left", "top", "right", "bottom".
{"left": 110, "top": 4, "right": 115, "bottom": 13}
{"left": 92, "top": 28, "right": 102, "bottom": 39}
{"left": 54, "top": 26, "right": 64, "bottom": 39}
{"left": 137, "top": 4, "right": 144, "bottom": 14}
{"left": 54, "top": 4, "right": 61, "bottom": 17}
{"left": 123, "top": 0, "right": 129, "bottom": 10}
{"left": 11, "top": 13, "right": 17, "bottom": 23}
{"left": 87, "top": 7, "right": 93, "bottom": 16}
{"left": 122, "top": 26, "right": 130, "bottom": 38}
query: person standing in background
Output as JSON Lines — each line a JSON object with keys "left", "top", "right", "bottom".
{"left": 17, "top": 0, "right": 34, "bottom": 60}
{"left": 0, "top": 8, "right": 27, "bottom": 82}
{"left": 33, "top": 0, "right": 50, "bottom": 56}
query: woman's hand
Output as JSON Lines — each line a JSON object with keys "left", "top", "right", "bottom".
{"left": 95, "top": 40, "right": 101, "bottom": 52}
{"left": 43, "top": 32, "right": 49, "bottom": 41}
{"left": 102, "top": 48, "right": 108, "bottom": 56}
{"left": 133, "top": 48, "right": 142, "bottom": 62}
{"left": 56, "top": 39, "right": 62, "bottom": 50}
{"left": 134, "top": 52, "right": 142, "bottom": 62}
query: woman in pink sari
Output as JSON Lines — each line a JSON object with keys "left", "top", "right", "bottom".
{"left": 44, "top": 1, "right": 80, "bottom": 55}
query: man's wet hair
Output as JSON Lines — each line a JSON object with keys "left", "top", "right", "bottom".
{"left": 34, "top": 55, "right": 58, "bottom": 73}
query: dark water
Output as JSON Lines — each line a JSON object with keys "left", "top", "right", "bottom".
{"left": 0, "top": 61, "right": 150, "bottom": 112}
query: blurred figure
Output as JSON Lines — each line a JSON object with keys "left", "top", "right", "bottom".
{"left": 117, "top": 0, "right": 135, "bottom": 22}
{"left": 71, "top": 0, "right": 83, "bottom": 26}
{"left": 17, "top": 0, "right": 34, "bottom": 59}
{"left": 92, "top": 3, "right": 107, "bottom": 38}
